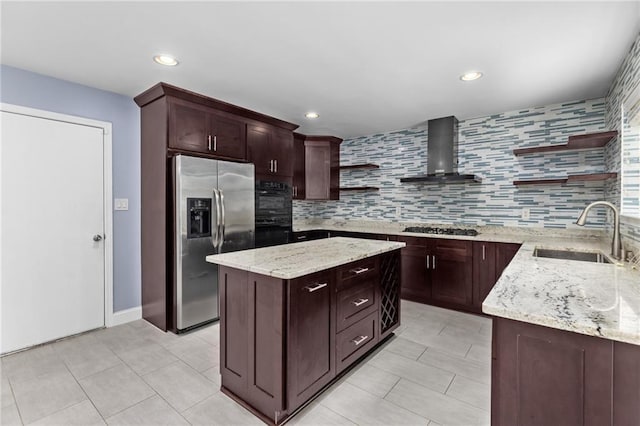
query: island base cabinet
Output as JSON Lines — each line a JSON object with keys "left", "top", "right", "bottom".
{"left": 218, "top": 250, "right": 402, "bottom": 425}
{"left": 492, "top": 317, "right": 619, "bottom": 426}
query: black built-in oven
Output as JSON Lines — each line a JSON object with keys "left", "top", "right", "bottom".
{"left": 255, "top": 180, "right": 292, "bottom": 247}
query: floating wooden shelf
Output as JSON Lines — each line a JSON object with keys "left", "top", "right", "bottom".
{"left": 513, "top": 131, "right": 617, "bottom": 156}
{"left": 339, "top": 186, "right": 380, "bottom": 191}
{"left": 513, "top": 173, "right": 618, "bottom": 186}
{"left": 339, "top": 163, "right": 380, "bottom": 170}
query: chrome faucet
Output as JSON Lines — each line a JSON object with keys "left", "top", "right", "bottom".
{"left": 576, "top": 201, "right": 622, "bottom": 260}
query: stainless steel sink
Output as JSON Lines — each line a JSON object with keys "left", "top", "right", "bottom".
{"left": 533, "top": 248, "right": 612, "bottom": 264}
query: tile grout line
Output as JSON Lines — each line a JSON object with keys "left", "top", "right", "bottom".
{"left": 6, "top": 377, "right": 26, "bottom": 426}
{"left": 315, "top": 403, "right": 359, "bottom": 426}
{"left": 138, "top": 359, "right": 213, "bottom": 417}
{"left": 381, "top": 376, "right": 402, "bottom": 400}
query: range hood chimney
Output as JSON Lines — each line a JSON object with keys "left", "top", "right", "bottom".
{"left": 400, "top": 116, "right": 481, "bottom": 184}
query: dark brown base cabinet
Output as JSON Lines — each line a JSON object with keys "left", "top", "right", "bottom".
{"left": 397, "top": 236, "right": 479, "bottom": 312}
{"left": 492, "top": 318, "right": 640, "bottom": 426}
{"left": 218, "top": 251, "right": 401, "bottom": 424}
{"left": 472, "top": 242, "right": 520, "bottom": 312}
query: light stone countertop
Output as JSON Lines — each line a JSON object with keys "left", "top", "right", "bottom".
{"left": 293, "top": 219, "right": 640, "bottom": 345}
{"left": 205, "top": 237, "right": 405, "bottom": 280}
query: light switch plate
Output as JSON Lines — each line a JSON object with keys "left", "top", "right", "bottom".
{"left": 115, "top": 198, "right": 129, "bottom": 211}
{"left": 521, "top": 208, "right": 530, "bottom": 220}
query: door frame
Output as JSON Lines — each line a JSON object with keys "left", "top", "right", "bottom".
{"left": 0, "top": 103, "right": 115, "bottom": 327}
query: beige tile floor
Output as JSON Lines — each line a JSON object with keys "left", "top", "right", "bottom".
{"left": 1, "top": 301, "right": 491, "bottom": 425}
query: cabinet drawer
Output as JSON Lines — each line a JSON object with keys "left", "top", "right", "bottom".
{"left": 336, "top": 311, "right": 378, "bottom": 373}
{"left": 337, "top": 257, "right": 378, "bottom": 290}
{"left": 336, "top": 279, "right": 377, "bottom": 332}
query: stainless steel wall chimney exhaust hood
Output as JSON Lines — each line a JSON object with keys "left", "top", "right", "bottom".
{"left": 400, "top": 116, "right": 481, "bottom": 184}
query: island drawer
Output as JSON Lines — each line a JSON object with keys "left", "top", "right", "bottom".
{"left": 336, "top": 278, "right": 377, "bottom": 332}
{"left": 336, "top": 311, "right": 379, "bottom": 373}
{"left": 337, "top": 257, "right": 378, "bottom": 290}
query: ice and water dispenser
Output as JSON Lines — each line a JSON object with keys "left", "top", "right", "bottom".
{"left": 187, "top": 198, "right": 212, "bottom": 238}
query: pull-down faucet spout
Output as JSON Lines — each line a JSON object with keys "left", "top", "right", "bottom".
{"left": 576, "top": 201, "right": 622, "bottom": 260}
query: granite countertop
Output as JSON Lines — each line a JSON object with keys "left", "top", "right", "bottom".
{"left": 205, "top": 237, "right": 405, "bottom": 279}
{"left": 482, "top": 239, "right": 640, "bottom": 346}
{"left": 293, "top": 219, "right": 640, "bottom": 345}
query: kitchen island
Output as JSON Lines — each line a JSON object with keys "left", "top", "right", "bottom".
{"left": 205, "top": 237, "right": 405, "bottom": 424}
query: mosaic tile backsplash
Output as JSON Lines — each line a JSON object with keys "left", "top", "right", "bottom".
{"left": 294, "top": 98, "right": 610, "bottom": 229}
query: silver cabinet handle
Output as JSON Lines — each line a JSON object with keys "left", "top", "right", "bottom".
{"left": 426, "top": 255, "right": 430, "bottom": 269}
{"left": 432, "top": 255, "right": 436, "bottom": 269}
{"left": 274, "top": 159, "right": 278, "bottom": 173}
{"left": 207, "top": 135, "right": 212, "bottom": 151}
{"left": 352, "top": 298, "right": 369, "bottom": 307}
{"left": 350, "top": 267, "right": 369, "bottom": 274}
{"left": 304, "top": 282, "right": 328, "bottom": 292}
{"left": 297, "top": 235, "right": 307, "bottom": 240}
{"left": 93, "top": 234, "right": 103, "bottom": 242}
{"left": 269, "top": 160, "right": 274, "bottom": 172}
{"left": 218, "top": 189, "right": 226, "bottom": 251}
{"left": 213, "top": 135, "right": 217, "bottom": 151}
{"left": 482, "top": 244, "right": 486, "bottom": 261}
{"left": 352, "top": 335, "right": 368, "bottom": 346}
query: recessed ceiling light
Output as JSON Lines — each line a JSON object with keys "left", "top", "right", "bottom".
{"left": 305, "top": 112, "right": 319, "bottom": 119}
{"left": 460, "top": 71, "right": 483, "bottom": 81}
{"left": 153, "top": 54, "right": 179, "bottom": 66}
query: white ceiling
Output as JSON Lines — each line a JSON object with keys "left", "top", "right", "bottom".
{"left": 2, "top": 1, "right": 639, "bottom": 138}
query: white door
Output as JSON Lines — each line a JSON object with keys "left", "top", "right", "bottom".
{"left": 1, "top": 110, "right": 105, "bottom": 353}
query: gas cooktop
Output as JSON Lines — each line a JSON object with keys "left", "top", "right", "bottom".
{"left": 403, "top": 226, "right": 479, "bottom": 237}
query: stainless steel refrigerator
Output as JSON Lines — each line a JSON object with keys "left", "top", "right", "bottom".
{"left": 173, "top": 155, "right": 254, "bottom": 332}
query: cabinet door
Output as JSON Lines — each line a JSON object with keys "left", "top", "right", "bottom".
{"left": 169, "top": 101, "right": 208, "bottom": 152}
{"left": 430, "top": 239, "right": 473, "bottom": 307}
{"left": 209, "top": 112, "right": 247, "bottom": 160}
{"left": 493, "top": 318, "right": 613, "bottom": 426}
{"left": 287, "top": 271, "right": 335, "bottom": 411}
{"left": 305, "top": 141, "right": 331, "bottom": 200}
{"left": 292, "top": 134, "right": 305, "bottom": 199}
{"left": 247, "top": 124, "right": 273, "bottom": 176}
{"left": 495, "top": 243, "right": 521, "bottom": 281}
{"left": 397, "top": 237, "right": 429, "bottom": 303}
{"left": 472, "top": 242, "right": 496, "bottom": 312}
{"left": 272, "top": 128, "right": 293, "bottom": 177}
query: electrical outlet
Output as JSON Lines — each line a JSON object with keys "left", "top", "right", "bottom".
{"left": 521, "top": 208, "right": 530, "bottom": 220}
{"left": 396, "top": 206, "right": 402, "bottom": 217}
{"left": 115, "top": 198, "right": 129, "bottom": 211}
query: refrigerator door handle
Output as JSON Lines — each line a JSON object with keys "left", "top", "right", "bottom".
{"left": 218, "top": 189, "right": 226, "bottom": 251}
{"left": 211, "top": 188, "right": 221, "bottom": 250}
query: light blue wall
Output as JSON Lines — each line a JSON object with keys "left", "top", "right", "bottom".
{"left": 0, "top": 65, "right": 141, "bottom": 312}
{"left": 294, "top": 98, "right": 609, "bottom": 229}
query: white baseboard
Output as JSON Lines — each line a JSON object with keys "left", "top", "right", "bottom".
{"left": 110, "top": 306, "right": 142, "bottom": 327}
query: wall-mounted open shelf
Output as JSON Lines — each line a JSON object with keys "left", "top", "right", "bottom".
{"left": 339, "top": 163, "right": 380, "bottom": 170}
{"left": 513, "top": 131, "right": 618, "bottom": 156}
{"left": 339, "top": 186, "right": 380, "bottom": 192}
{"left": 513, "top": 173, "right": 618, "bottom": 186}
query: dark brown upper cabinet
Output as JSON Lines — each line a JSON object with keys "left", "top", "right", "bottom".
{"left": 292, "top": 133, "right": 306, "bottom": 199}
{"left": 292, "top": 134, "right": 342, "bottom": 200}
{"left": 247, "top": 123, "right": 294, "bottom": 179}
{"left": 169, "top": 98, "right": 247, "bottom": 160}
